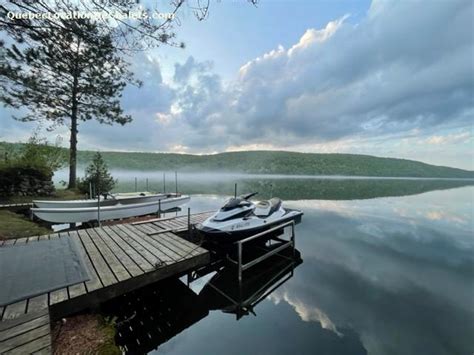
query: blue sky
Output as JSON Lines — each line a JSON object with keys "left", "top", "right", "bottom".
{"left": 0, "top": 0, "right": 473, "bottom": 169}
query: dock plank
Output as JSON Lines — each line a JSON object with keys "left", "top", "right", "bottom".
{"left": 2, "top": 301, "right": 27, "bottom": 320}
{"left": 118, "top": 225, "right": 175, "bottom": 264}
{"left": 102, "top": 226, "right": 154, "bottom": 272}
{"left": 47, "top": 233, "right": 69, "bottom": 306}
{"left": 68, "top": 231, "right": 103, "bottom": 293}
{"left": 77, "top": 230, "right": 117, "bottom": 287}
{"left": 136, "top": 223, "right": 162, "bottom": 233}
{"left": 26, "top": 295, "right": 48, "bottom": 315}
{"left": 68, "top": 283, "right": 87, "bottom": 299}
{"left": 95, "top": 227, "right": 144, "bottom": 277}
{"left": 112, "top": 225, "right": 164, "bottom": 266}
{"left": 161, "top": 232, "right": 204, "bottom": 257}
{"left": 87, "top": 228, "right": 131, "bottom": 282}
{"left": 1, "top": 325, "right": 50, "bottom": 354}
{"left": 146, "top": 233, "right": 191, "bottom": 260}
{"left": 129, "top": 227, "right": 184, "bottom": 262}
{"left": 133, "top": 223, "right": 157, "bottom": 235}
{"left": 0, "top": 314, "right": 49, "bottom": 342}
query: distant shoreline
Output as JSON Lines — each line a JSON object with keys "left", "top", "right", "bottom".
{"left": 2, "top": 142, "right": 473, "bottom": 179}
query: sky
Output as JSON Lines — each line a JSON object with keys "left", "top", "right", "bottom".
{"left": 0, "top": 0, "right": 473, "bottom": 170}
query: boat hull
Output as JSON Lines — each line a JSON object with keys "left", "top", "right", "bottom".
{"left": 31, "top": 195, "right": 190, "bottom": 224}
{"left": 33, "top": 192, "right": 175, "bottom": 209}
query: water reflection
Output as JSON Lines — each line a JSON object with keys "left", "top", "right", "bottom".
{"left": 100, "top": 183, "right": 472, "bottom": 355}
{"left": 114, "top": 175, "right": 473, "bottom": 200}
{"left": 54, "top": 169, "right": 474, "bottom": 200}
{"left": 103, "top": 248, "right": 318, "bottom": 354}
{"left": 199, "top": 247, "right": 303, "bottom": 320}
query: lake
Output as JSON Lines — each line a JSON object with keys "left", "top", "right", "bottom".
{"left": 57, "top": 172, "right": 474, "bottom": 355}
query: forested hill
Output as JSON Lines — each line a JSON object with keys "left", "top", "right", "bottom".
{"left": 1, "top": 142, "right": 473, "bottom": 178}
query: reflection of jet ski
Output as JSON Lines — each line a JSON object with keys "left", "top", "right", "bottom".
{"left": 199, "top": 247, "right": 303, "bottom": 319}
{"left": 196, "top": 192, "right": 303, "bottom": 243}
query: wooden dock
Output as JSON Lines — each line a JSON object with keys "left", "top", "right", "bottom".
{"left": 0, "top": 311, "right": 51, "bottom": 354}
{"left": 0, "top": 211, "right": 213, "bottom": 354}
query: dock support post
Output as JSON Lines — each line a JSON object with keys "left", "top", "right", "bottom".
{"left": 238, "top": 242, "right": 243, "bottom": 283}
{"left": 187, "top": 207, "right": 191, "bottom": 237}
{"left": 175, "top": 171, "right": 178, "bottom": 196}
{"left": 163, "top": 172, "right": 166, "bottom": 193}
{"left": 291, "top": 223, "right": 295, "bottom": 256}
{"left": 157, "top": 200, "right": 161, "bottom": 218}
{"left": 89, "top": 182, "right": 92, "bottom": 199}
{"left": 97, "top": 193, "right": 101, "bottom": 227}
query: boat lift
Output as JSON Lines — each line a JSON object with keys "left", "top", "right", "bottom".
{"left": 226, "top": 220, "right": 296, "bottom": 282}
{"left": 186, "top": 219, "right": 297, "bottom": 287}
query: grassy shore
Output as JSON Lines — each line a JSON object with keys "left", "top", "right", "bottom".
{"left": 0, "top": 210, "right": 51, "bottom": 240}
{"left": 0, "top": 189, "right": 85, "bottom": 240}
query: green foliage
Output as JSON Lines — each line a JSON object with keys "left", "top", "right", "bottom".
{"left": 0, "top": 133, "right": 65, "bottom": 197}
{"left": 18, "top": 132, "right": 66, "bottom": 175}
{"left": 77, "top": 152, "right": 117, "bottom": 195}
{"left": 0, "top": 132, "right": 66, "bottom": 176}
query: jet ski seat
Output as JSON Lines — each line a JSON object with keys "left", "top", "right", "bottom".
{"left": 254, "top": 198, "right": 282, "bottom": 217}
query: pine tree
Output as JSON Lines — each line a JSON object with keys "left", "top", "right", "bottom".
{"left": 1, "top": 18, "right": 138, "bottom": 188}
{"left": 79, "top": 152, "right": 116, "bottom": 195}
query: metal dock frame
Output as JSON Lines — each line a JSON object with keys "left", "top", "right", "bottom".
{"left": 228, "top": 220, "right": 296, "bottom": 282}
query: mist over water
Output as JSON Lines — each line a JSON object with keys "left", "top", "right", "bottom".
{"left": 53, "top": 169, "right": 474, "bottom": 201}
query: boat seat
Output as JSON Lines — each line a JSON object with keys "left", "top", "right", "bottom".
{"left": 254, "top": 198, "right": 282, "bottom": 217}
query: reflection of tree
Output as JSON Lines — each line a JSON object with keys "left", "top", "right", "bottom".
{"left": 175, "top": 178, "right": 474, "bottom": 200}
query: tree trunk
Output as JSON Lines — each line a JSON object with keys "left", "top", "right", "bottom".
{"left": 67, "top": 45, "right": 80, "bottom": 189}
{"left": 67, "top": 115, "right": 78, "bottom": 189}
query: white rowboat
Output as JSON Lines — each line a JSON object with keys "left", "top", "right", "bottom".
{"left": 31, "top": 195, "right": 190, "bottom": 224}
{"left": 33, "top": 192, "right": 173, "bottom": 209}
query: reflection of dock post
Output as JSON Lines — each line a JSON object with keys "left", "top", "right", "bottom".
{"left": 146, "top": 178, "right": 149, "bottom": 192}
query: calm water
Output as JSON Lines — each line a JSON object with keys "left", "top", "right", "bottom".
{"left": 92, "top": 173, "right": 473, "bottom": 355}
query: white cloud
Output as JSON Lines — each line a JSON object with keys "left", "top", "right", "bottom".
{"left": 160, "top": 0, "right": 473, "bottom": 158}
{"left": 288, "top": 14, "right": 350, "bottom": 56}
{"left": 425, "top": 131, "right": 471, "bottom": 145}
{"left": 1, "top": 0, "right": 472, "bottom": 169}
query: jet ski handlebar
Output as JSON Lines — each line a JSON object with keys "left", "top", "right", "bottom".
{"left": 241, "top": 192, "right": 258, "bottom": 200}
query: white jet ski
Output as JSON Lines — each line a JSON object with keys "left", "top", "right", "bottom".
{"left": 196, "top": 192, "right": 303, "bottom": 243}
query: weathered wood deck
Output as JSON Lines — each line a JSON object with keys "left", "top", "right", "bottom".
{"left": 0, "top": 211, "right": 213, "bottom": 354}
{"left": 0, "top": 310, "right": 51, "bottom": 354}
